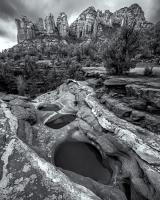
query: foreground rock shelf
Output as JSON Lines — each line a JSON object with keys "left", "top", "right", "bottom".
{"left": 0, "top": 80, "right": 160, "bottom": 200}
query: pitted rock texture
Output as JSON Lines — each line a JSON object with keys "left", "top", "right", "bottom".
{"left": 0, "top": 98, "right": 103, "bottom": 200}
{"left": 34, "top": 80, "right": 160, "bottom": 200}
{"left": 1, "top": 80, "right": 160, "bottom": 200}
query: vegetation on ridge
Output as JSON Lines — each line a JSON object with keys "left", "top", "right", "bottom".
{"left": 0, "top": 13, "right": 160, "bottom": 96}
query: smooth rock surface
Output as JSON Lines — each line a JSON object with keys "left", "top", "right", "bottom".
{"left": 1, "top": 80, "right": 160, "bottom": 200}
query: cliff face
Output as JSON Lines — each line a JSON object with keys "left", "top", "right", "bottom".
{"left": 45, "top": 14, "right": 56, "bottom": 35}
{"left": 111, "top": 4, "right": 152, "bottom": 29}
{"left": 15, "top": 16, "right": 36, "bottom": 43}
{"left": 57, "top": 12, "right": 69, "bottom": 37}
{"left": 70, "top": 4, "right": 153, "bottom": 39}
{"left": 15, "top": 12, "right": 69, "bottom": 43}
{"left": 15, "top": 4, "right": 153, "bottom": 43}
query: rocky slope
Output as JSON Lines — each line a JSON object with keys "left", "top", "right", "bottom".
{"left": 0, "top": 80, "right": 160, "bottom": 199}
{"left": 15, "top": 3, "right": 153, "bottom": 43}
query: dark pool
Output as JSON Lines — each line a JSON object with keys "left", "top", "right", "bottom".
{"left": 54, "top": 141, "right": 111, "bottom": 184}
{"left": 38, "top": 104, "right": 61, "bottom": 112}
{"left": 45, "top": 114, "right": 76, "bottom": 129}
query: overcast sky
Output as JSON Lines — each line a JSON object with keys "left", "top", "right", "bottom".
{"left": 0, "top": 0, "right": 159, "bottom": 52}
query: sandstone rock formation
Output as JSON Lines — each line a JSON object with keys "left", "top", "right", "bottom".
{"left": 70, "top": 7, "right": 97, "bottom": 39}
{"left": 45, "top": 13, "right": 56, "bottom": 35}
{"left": 1, "top": 80, "right": 160, "bottom": 199}
{"left": 36, "top": 18, "right": 45, "bottom": 32}
{"left": 15, "top": 16, "right": 36, "bottom": 43}
{"left": 15, "top": 3, "right": 153, "bottom": 43}
{"left": 69, "top": 3, "right": 153, "bottom": 39}
{"left": 15, "top": 12, "right": 67, "bottom": 43}
{"left": 57, "top": 12, "right": 69, "bottom": 37}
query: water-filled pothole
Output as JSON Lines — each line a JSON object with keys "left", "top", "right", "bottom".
{"left": 45, "top": 114, "right": 76, "bottom": 129}
{"left": 54, "top": 140, "right": 111, "bottom": 184}
{"left": 38, "top": 104, "right": 61, "bottom": 112}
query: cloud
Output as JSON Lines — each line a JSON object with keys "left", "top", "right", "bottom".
{"left": 0, "top": 37, "right": 17, "bottom": 52}
{"left": 150, "top": 0, "right": 160, "bottom": 22}
{"left": 0, "top": 0, "right": 25, "bottom": 20}
{"left": 0, "top": 0, "right": 159, "bottom": 51}
{"left": 0, "top": 0, "right": 158, "bottom": 22}
{"left": 0, "top": 19, "right": 16, "bottom": 39}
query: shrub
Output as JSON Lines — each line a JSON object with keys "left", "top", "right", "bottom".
{"left": 103, "top": 18, "right": 140, "bottom": 75}
{"left": 152, "top": 22, "right": 160, "bottom": 56}
{"left": 67, "top": 64, "right": 84, "bottom": 80}
{"left": 76, "top": 49, "right": 82, "bottom": 62}
{"left": 16, "top": 75, "right": 26, "bottom": 96}
{"left": 140, "top": 47, "right": 153, "bottom": 59}
{"left": 144, "top": 65, "right": 154, "bottom": 76}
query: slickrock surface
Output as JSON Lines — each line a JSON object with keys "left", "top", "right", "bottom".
{"left": 1, "top": 80, "right": 160, "bottom": 199}
{"left": 0, "top": 95, "right": 102, "bottom": 200}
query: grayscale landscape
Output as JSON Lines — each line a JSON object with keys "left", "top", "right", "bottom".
{"left": 0, "top": 0, "right": 160, "bottom": 199}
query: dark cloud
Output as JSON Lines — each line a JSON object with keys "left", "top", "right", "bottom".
{"left": 0, "top": 0, "right": 24, "bottom": 19}
{"left": 0, "top": 0, "right": 157, "bottom": 22}
{"left": 0, "top": 29, "right": 7, "bottom": 37}
{"left": 150, "top": 0, "right": 160, "bottom": 23}
{"left": 0, "top": 0, "right": 159, "bottom": 24}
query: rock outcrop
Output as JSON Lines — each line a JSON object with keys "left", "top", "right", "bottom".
{"left": 69, "top": 4, "right": 153, "bottom": 39}
{"left": 15, "top": 3, "right": 153, "bottom": 43}
{"left": 70, "top": 7, "right": 97, "bottom": 39}
{"left": 0, "top": 95, "right": 102, "bottom": 200}
{"left": 45, "top": 14, "right": 56, "bottom": 35}
{"left": 57, "top": 12, "right": 69, "bottom": 37}
{"left": 1, "top": 80, "right": 160, "bottom": 199}
{"left": 15, "top": 16, "right": 36, "bottom": 43}
{"left": 36, "top": 18, "right": 45, "bottom": 32}
{"left": 15, "top": 12, "right": 68, "bottom": 43}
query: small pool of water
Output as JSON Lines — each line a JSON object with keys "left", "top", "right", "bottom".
{"left": 45, "top": 114, "right": 76, "bottom": 129}
{"left": 54, "top": 141, "right": 111, "bottom": 184}
{"left": 38, "top": 104, "right": 61, "bottom": 112}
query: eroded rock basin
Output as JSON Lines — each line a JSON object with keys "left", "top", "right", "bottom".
{"left": 54, "top": 140, "right": 111, "bottom": 185}
{"left": 45, "top": 114, "right": 76, "bottom": 129}
{"left": 38, "top": 103, "right": 61, "bottom": 112}
{"left": 2, "top": 80, "right": 160, "bottom": 200}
